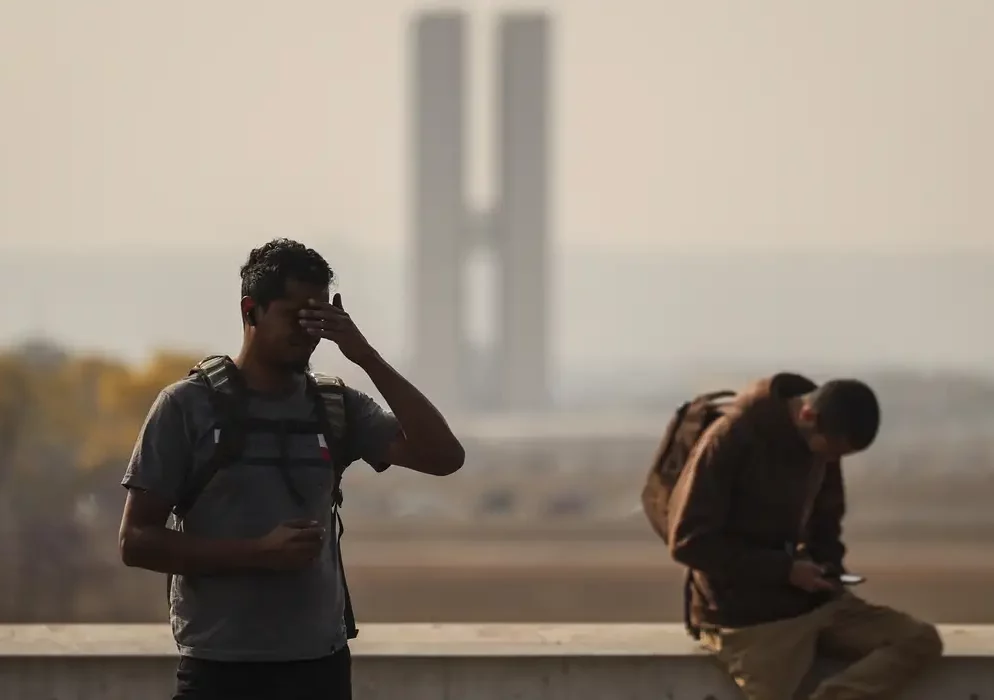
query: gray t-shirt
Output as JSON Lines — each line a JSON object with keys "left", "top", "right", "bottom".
{"left": 121, "top": 373, "right": 400, "bottom": 662}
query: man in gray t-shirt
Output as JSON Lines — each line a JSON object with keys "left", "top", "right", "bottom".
{"left": 119, "top": 239, "right": 465, "bottom": 700}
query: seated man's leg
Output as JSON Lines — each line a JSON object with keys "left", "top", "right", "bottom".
{"left": 811, "top": 592, "right": 943, "bottom": 700}
{"left": 701, "top": 610, "right": 822, "bottom": 700}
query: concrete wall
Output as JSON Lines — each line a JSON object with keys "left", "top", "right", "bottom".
{"left": 2, "top": 624, "right": 992, "bottom": 699}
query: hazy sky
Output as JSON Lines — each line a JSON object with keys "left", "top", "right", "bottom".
{"left": 2, "top": 1, "right": 993, "bottom": 382}
{"left": 2, "top": 0, "right": 992, "bottom": 255}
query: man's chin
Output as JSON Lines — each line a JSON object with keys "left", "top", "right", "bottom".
{"left": 284, "top": 351, "right": 314, "bottom": 374}
{"left": 287, "top": 358, "right": 312, "bottom": 374}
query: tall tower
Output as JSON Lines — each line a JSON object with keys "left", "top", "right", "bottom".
{"left": 409, "top": 10, "right": 552, "bottom": 413}
{"left": 495, "top": 14, "right": 551, "bottom": 411}
{"left": 409, "top": 12, "right": 466, "bottom": 415}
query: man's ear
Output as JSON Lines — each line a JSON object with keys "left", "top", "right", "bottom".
{"left": 240, "top": 296, "right": 257, "bottom": 326}
{"left": 798, "top": 403, "right": 818, "bottom": 429}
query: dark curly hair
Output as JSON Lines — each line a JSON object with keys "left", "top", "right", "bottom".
{"left": 809, "top": 379, "right": 881, "bottom": 452}
{"left": 239, "top": 238, "right": 335, "bottom": 309}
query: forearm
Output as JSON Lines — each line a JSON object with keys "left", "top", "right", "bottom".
{"left": 357, "top": 350, "right": 465, "bottom": 471}
{"left": 120, "top": 525, "right": 262, "bottom": 576}
{"left": 808, "top": 463, "right": 847, "bottom": 572}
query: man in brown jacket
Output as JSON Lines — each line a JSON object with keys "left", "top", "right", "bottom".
{"left": 668, "top": 373, "right": 942, "bottom": 700}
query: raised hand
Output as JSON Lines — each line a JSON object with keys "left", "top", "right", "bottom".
{"left": 298, "top": 293, "right": 375, "bottom": 364}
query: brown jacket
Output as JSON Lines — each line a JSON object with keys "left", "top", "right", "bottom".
{"left": 667, "top": 373, "right": 847, "bottom": 629}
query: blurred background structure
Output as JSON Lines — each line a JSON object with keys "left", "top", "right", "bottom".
{"left": 411, "top": 11, "right": 551, "bottom": 413}
{"left": 1, "top": 0, "right": 994, "bottom": 628}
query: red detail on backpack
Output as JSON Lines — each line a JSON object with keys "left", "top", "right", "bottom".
{"left": 317, "top": 434, "right": 331, "bottom": 462}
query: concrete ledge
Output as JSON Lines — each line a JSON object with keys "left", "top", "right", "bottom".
{"left": 1, "top": 624, "right": 992, "bottom": 699}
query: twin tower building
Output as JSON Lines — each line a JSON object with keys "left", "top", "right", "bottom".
{"left": 409, "top": 11, "right": 552, "bottom": 415}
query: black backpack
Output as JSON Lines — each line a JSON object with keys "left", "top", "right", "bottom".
{"left": 641, "top": 389, "right": 737, "bottom": 638}
{"left": 166, "top": 355, "right": 359, "bottom": 639}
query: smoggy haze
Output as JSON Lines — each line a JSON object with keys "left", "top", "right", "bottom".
{"left": 1, "top": 0, "right": 991, "bottom": 254}
{"left": 1, "top": 1, "right": 992, "bottom": 379}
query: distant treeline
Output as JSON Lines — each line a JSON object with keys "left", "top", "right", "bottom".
{"left": 1, "top": 342, "right": 992, "bottom": 623}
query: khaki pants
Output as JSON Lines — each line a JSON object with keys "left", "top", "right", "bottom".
{"left": 700, "top": 592, "right": 943, "bottom": 700}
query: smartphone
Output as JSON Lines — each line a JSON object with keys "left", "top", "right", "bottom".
{"left": 838, "top": 573, "right": 866, "bottom": 586}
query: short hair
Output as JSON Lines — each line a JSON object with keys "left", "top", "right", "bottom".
{"left": 807, "top": 379, "right": 880, "bottom": 451}
{"left": 239, "top": 238, "right": 334, "bottom": 308}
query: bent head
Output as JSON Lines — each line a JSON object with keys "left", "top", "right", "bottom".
{"left": 795, "top": 379, "right": 880, "bottom": 459}
{"left": 239, "top": 238, "right": 334, "bottom": 373}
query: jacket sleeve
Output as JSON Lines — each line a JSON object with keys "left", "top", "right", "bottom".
{"left": 667, "top": 413, "right": 794, "bottom": 584}
{"left": 806, "top": 460, "right": 847, "bottom": 574}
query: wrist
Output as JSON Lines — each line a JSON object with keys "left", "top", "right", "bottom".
{"left": 784, "top": 555, "right": 800, "bottom": 582}
{"left": 354, "top": 347, "right": 384, "bottom": 371}
{"left": 233, "top": 537, "right": 268, "bottom": 569}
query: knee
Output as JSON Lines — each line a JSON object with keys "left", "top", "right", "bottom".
{"left": 900, "top": 621, "right": 943, "bottom": 662}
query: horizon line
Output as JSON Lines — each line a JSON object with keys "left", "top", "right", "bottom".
{"left": 3, "top": 242, "right": 994, "bottom": 257}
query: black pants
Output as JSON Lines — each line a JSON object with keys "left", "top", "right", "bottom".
{"left": 173, "top": 645, "right": 351, "bottom": 700}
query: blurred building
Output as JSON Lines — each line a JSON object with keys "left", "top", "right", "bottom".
{"left": 409, "top": 11, "right": 552, "bottom": 414}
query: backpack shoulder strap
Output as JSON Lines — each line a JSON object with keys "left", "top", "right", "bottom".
{"left": 306, "top": 372, "right": 359, "bottom": 640}
{"left": 652, "top": 390, "right": 737, "bottom": 475}
{"left": 174, "top": 355, "right": 246, "bottom": 517}
{"left": 167, "top": 355, "right": 247, "bottom": 604}
{"left": 309, "top": 372, "right": 347, "bottom": 444}
{"left": 700, "top": 389, "right": 737, "bottom": 403}
{"left": 192, "top": 355, "right": 240, "bottom": 394}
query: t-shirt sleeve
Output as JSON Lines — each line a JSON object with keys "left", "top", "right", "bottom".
{"left": 121, "top": 388, "right": 194, "bottom": 506}
{"left": 342, "top": 386, "right": 401, "bottom": 472}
